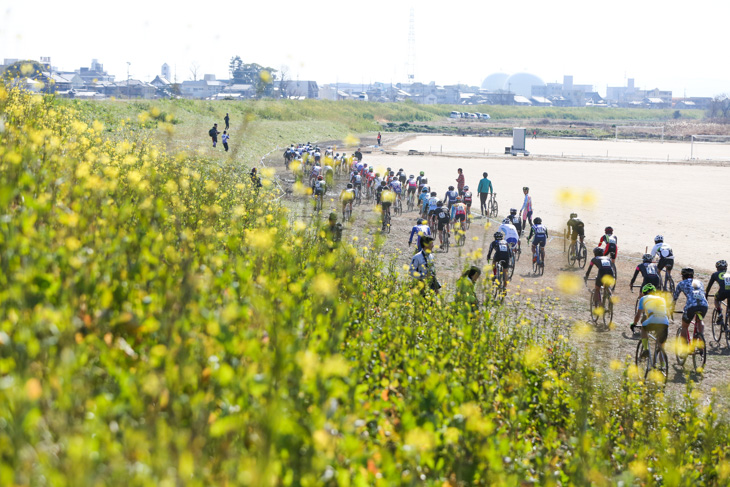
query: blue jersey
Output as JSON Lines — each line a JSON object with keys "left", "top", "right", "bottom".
{"left": 444, "top": 190, "right": 458, "bottom": 204}
{"left": 389, "top": 180, "right": 402, "bottom": 193}
{"left": 427, "top": 196, "right": 439, "bottom": 211}
{"left": 638, "top": 294, "right": 669, "bottom": 326}
{"left": 673, "top": 278, "right": 709, "bottom": 309}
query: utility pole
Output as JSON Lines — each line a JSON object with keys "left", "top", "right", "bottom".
{"left": 126, "top": 62, "right": 131, "bottom": 98}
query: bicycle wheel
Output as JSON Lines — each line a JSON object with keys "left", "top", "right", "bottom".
{"left": 577, "top": 243, "right": 587, "bottom": 268}
{"left": 665, "top": 274, "right": 675, "bottom": 295}
{"left": 655, "top": 348, "right": 669, "bottom": 383}
{"left": 515, "top": 244, "right": 521, "bottom": 262}
{"left": 344, "top": 205, "right": 351, "bottom": 221}
{"left": 508, "top": 253, "right": 515, "bottom": 280}
{"left": 692, "top": 331, "right": 706, "bottom": 371}
{"left": 538, "top": 252, "right": 545, "bottom": 276}
{"left": 635, "top": 340, "right": 649, "bottom": 372}
{"left": 444, "top": 230, "right": 449, "bottom": 253}
{"left": 532, "top": 253, "right": 539, "bottom": 275}
{"left": 674, "top": 327, "right": 688, "bottom": 366}
{"left": 490, "top": 199, "right": 499, "bottom": 218}
{"left": 725, "top": 313, "right": 730, "bottom": 349}
{"left": 589, "top": 292, "right": 600, "bottom": 324}
{"left": 602, "top": 289, "right": 614, "bottom": 327}
{"left": 712, "top": 308, "right": 722, "bottom": 343}
{"left": 492, "top": 263, "right": 504, "bottom": 300}
{"left": 465, "top": 215, "right": 471, "bottom": 230}
{"left": 568, "top": 243, "right": 577, "bottom": 266}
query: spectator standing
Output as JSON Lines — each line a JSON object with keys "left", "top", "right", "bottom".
{"left": 477, "top": 172, "right": 494, "bottom": 216}
{"left": 222, "top": 131, "right": 230, "bottom": 152}
{"left": 209, "top": 123, "right": 220, "bottom": 148}
{"left": 354, "top": 148, "right": 363, "bottom": 162}
{"left": 456, "top": 168, "right": 465, "bottom": 195}
{"left": 224, "top": 113, "right": 230, "bottom": 130}
{"left": 377, "top": 132, "right": 382, "bottom": 146}
{"left": 532, "top": 129, "right": 537, "bottom": 139}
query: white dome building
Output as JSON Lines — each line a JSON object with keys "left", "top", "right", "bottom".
{"left": 481, "top": 73, "right": 509, "bottom": 91}
{"left": 503, "top": 72, "right": 545, "bottom": 97}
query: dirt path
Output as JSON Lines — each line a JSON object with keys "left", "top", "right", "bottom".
{"left": 262, "top": 139, "right": 730, "bottom": 408}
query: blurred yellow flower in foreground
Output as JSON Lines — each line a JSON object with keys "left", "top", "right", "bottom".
{"left": 556, "top": 273, "right": 582, "bottom": 295}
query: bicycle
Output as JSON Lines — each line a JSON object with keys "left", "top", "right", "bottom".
{"left": 673, "top": 311, "right": 706, "bottom": 372}
{"left": 394, "top": 195, "right": 403, "bottom": 216}
{"left": 531, "top": 242, "right": 544, "bottom": 276}
{"left": 314, "top": 192, "right": 324, "bottom": 212}
{"left": 381, "top": 208, "right": 391, "bottom": 233}
{"left": 660, "top": 267, "right": 675, "bottom": 294}
{"left": 440, "top": 226, "right": 450, "bottom": 253}
{"left": 587, "top": 280, "right": 614, "bottom": 327}
{"left": 453, "top": 221, "right": 466, "bottom": 246}
{"left": 711, "top": 301, "right": 730, "bottom": 349}
{"left": 487, "top": 193, "right": 498, "bottom": 218}
{"left": 567, "top": 236, "right": 587, "bottom": 269}
{"left": 464, "top": 213, "right": 471, "bottom": 230}
{"left": 491, "top": 260, "right": 507, "bottom": 300}
{"left": 507, "top": 246, "right": 516, "bottom": 280}
{"left": 343, "top": 202, "right": 352, "bottom": 222}
{"left": 407, "top": 192, "right": 415, "bottom": 212}
{"left": 635, "top": 330, "right": 669, "bottom": 383}
{"left": 354, "top": 186, "right": 362, "bottom": 206}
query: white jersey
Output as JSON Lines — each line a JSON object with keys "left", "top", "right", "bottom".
{"left": 650, "top": 242, "right": 673, "bottom": 259}
{"left": 499, "top": 223, "right": 519, "bottom": 243}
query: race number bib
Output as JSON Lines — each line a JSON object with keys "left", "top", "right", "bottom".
{"left": 600, "top": 260, "right": 612, "bottom": 267}
{"left": 499, "top": 243, "right": 508, "bottom": 252}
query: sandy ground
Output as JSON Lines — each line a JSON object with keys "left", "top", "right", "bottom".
{"left": 395, "top": 134, "right": 730, "bottom": 162}
{"left": 264, "top": 135, "right": 730, "bottom": 406}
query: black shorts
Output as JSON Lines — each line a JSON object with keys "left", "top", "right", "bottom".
{"left": 644, "top": 322, "right": 669, "bottom": 344}
{"left": 381, "top": 203, "right": 391, "bottom": 212}
{"left": 437, "top": 218, "right": 450, "bottom": 231}
{"left": 407, "top": 187, "right": 417, "bottom": 194}
{"left": 658, "top": 256, "right": 674, "bottom": 271}
{"left": 492, "top": 255, "right": 511, "bottom": 267}
{"left": 683, "top": 305, "right": 708, "bottom": 323}
{"left": 595, "top": 270, "right": 615, "bottom": 286}
{"left": 428, "top": 209, "right": 437, "bottom": 218}
{"left": 570, "top": 230, "right": 584, "bottom": 240}
{"left": 453, "top": 213, "right": 466, "bottom": 223}
{"left": 605, "top": 244, "right": 617, "bottom": 259}
{"left": 642, "top": 276, "right": 662, "bottom": 289}
{"left": 716, "top": 289, "right": 730, "bottom": 302}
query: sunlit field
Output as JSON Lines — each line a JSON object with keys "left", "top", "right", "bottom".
{"left": 2, "top": 89, "right": 730, "bottom": 485}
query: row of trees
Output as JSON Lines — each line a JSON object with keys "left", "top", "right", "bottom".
{"left": 228, "top": 56, "right": 292, "bottom": 98}
{"left": 708, "top": 95, "right": 730, "bottom": 119}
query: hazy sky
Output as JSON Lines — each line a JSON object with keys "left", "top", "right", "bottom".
{"left": 2, "top": 1, "right": 728, "bottom": 97}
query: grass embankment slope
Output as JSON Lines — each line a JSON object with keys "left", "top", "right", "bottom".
{"left": 1, "top": 90, "right": 729, "bottom": 485}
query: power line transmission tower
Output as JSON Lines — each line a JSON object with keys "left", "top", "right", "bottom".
{"left": 406, "top": 8, "right": 416, "bottom": 81}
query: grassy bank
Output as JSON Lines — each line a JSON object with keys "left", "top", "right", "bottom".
{"left": 2, "top": 88, "right": 729, "bottom": 485}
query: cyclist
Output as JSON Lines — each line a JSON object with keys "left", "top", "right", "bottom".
{"left": 406, "top": 174, "right": 419, "bottom": 206}
{"left": 462, "top": 185, "right": 473, "bottom": 214}
{"left": 409, "top": 218, "right": 432, "bottom": 252}
{"left": 566, "top": 213, "right": 585, "bottom": 256}
{"left": 351, "top": 171, "right": 363, "bottom": 200}
{"left": 705, "top": 260, "right": 730, "bottom": 325}
{"left": 309, "top": 162, "right": 322, "bottom": 187}
{"left": 389, "top": 177, "right": 403, "bottom": 205}
{"left": 366, "top": 168, "right": 376, "bottom": 195}
{"left": 425, "top": 191, "right": 439, "bottom": 223}
{"left": 599, "top": 226, "right": 618, "bottom": 268}
{"left": 416, "top": 171, "right": 426, "bottom": 187}
{"left": 487, "top": 231, "right": 513, "bottom": 284}
{"left": 434, "top": 202, "right": 451, "bottom": 247}
{"left": 520, "top": 187, "right": 533, "bottom": 234}
{"left": 508, "top": 208, "right": 522, "bottom": 236}
{"left": 410, "top": 236, "right": 439, "bottom": 294}
{"left": 340, "top": 183, "right": 355, "bottom": 219}
{"left": 629, "top": 283, "right": 669, "bottom": 355}
{"left": 477, "top": 172, "right": 494, "bottom": 216}
{"left": 672, "top": 267, "right": 709, "bottom": 343}
{"left": 375, "top": 180, "right": 387, "bottom": 205}
{"left": 418, "top": 187, "right": 430, "bottom": 217}
{"left": 451, "top": 197, "right": 468, "bottom": 232}
{"left": 650, "top": 235, "right": 674, "bottom": 282}
{"left": 380, "top": 184, "right": 395, "bottom": 226}
{"left": 499, "top": 217, "right": 520, "bottom": 255}
{"left": 584, "top": 247, "right": 616, "bottom": 308}
{"left": 418, "top": 176, "right": 429, "bottom": 194}
{"left": 313, "top": 175, "right": 327, "bottom": 205}
{"left": 444, "top": 186, "right": 459, "bottom": 210}
{"left": 526, "top": 216, "right": 547, "bottom": 266}
{"left": 629, "top": 253, "right": 661, "bottom": 291}
{"left": 398, "top": 168, "right": 407, "bottom": 185}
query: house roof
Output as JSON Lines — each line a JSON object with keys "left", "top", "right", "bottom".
{"left": 647, "top": 97, "right": 664, "bottom": 103}
{"left": 513, "top": 95, "right": 532, "bottom": 104}
{"left": 530, "top": 96, "right": 551, "bottom": 104}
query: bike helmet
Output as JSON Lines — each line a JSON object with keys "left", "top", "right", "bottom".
{"left": 494, "top": 232, "right": 504, "bottom": 240}
{"left": 380, "top": 181, "right": 387, "bottom": 186}
{"left": 346, "top": 183, "right": 353, "bottom": 188}
{"left": 523, "top": 186, "right": 529, "bottom": 191}
{"left": 464, "top": 185, "right": 469, "bottom": 190}
{"left": 456, "top": 196, "right": 463, "bottom": 202}
{"left": 502, "top": 218, "right": 511, "bottom": 224}
{"left": 510, "top": 208, "right": 517, "bottom": 214}
{"left": 389, "top": 171, "right": 395, "bottom": 176}
{"left": 642, "top": 283, "right": 657, "bottom": 294}
{"left": 420, "top": 171, "right": 424, "bottom": 176}
{"left": 642, "top": 253, "right": 653, "bottom": 263}
{"left": 437, "top": 200, "right": 444, "bottom": 206}
{"left": 716, "top": 260, "right": 728, "bottom": 270}
{"left": 386, "top": 167, "right": 391, "bottom": 172}
{"left": 317, "top": 175, "right": 323, "bottom": 180}
{"left": 369, "top": 167, "right": 374, "bottom": 172}
{"left": 680, "top": 267, "right": 694, "bottom": 278}
{"left": 421, "top": 187, "right": 428, "bottom": 193}
{"left": 448, "top": 185, "right": 454, "bottom": 190}
{"left": 654, "top": 235, "right": 663, "bottom": 243}
{"left": 604, "top": 226, "right": 613, "bottom": 234}
{"left": 430, "top": 192, "right": 437, "bottom": 196}
{"left": 399, "top": 168, "right": 404, "bottom": 172}
{"left": 409, "top": 174, "right": 414, "bottom": 178}
{"left": 570, "top": 213, "right": 577, "bottom": 218}
{"left": 593, "top": 247, "right": 603, "bottom": 256}
{"left": 416, "top": 218, "right": 423, "bottom": 223}
{"left": 534, "top": 217, "right": 542, "bottom": 224}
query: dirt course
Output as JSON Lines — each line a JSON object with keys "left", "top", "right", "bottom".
{"left": 264, "top": 133, "right": 730, "bottom": 406}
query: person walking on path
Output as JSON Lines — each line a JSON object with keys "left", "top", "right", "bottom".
{"left": 532, "top": 129, "right": 537, "bottom": 139}
{"left": 520, "top": 186, "right": 533, "bottom": 234}
{"left": 456, "top": 168, "right": 465, "bottom": 195}
{"left": 377, "top": 132, "right": 382, "bottom": 146}
{"left": 222, "top": 131, "right": 230, "bottom": 152}
{"left": 224, "top": 113, "right": 230, "bottom": 130}
{"left": 477, "top": 172, "right": 494, "bottom": 216}
{"left": 209, "top": 123, "right": 220, "bottom": 148}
